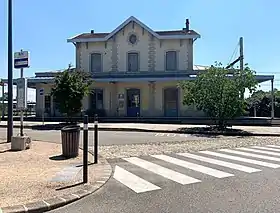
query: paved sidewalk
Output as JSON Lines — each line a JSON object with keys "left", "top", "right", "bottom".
{"left": 0, "top": 140, "right": 112, "bottom": 213}
{"left": 0, "top": 121, "right": 279, "bottom": 136}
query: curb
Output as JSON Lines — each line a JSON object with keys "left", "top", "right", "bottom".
{"left": 93, "top": 127, "right": 280, "bottom": 137}
{"left": 0, "top": 124, "right": 279, "bottom": 137}
{"left": 0, "top": 158, "right": 112, "bottom": 213}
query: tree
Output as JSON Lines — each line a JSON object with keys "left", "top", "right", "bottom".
{"left": 51, "top": 66, "right": 92, "bottom": 122}
{"left": 179, "top": 62, "right": 258, "bottom": 129}
{"left": 0, "top": 92, "right": 8, "bottom": 102}
{"left": 246, "top": 89, "right": 280, "bottom": 117}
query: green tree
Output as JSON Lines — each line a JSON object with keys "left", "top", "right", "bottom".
{"left": 246, "top": 89, "right": 280, "bottom": 117}
{"left": 51, "top": 66, "right": 92, "bottom": 122}
{"left": 0, "top": 92, "right": 8, "bottom": 101}
{"left": 179, "top": 62, "right": 258, "bottom": 129}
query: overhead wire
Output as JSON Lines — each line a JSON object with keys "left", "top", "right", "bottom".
{"left": 227, "top": 41, "right": 239, "bottom": 68}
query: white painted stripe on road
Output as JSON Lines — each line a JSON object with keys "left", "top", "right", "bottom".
{"left": 113, "top": 165, "right": 161, "bottom": 193}
{"left": 152, "top": 154, "right": 234, "bottom": 178}
{"left": 123, "top": 157, "right": 201, "bottom": 185}
{"left": 200, "top": 151, "right": 280, "bottom": 168}
{"left": 177, "top": 152, "right": 261, "bottom": 173}
{"left": 252, "top": 146, "right": 280, "bottom": 152}
{"left": 220, "top": 149, "right": 280, "bottom": 162}
{"left": 237, "top": 147, "right": 280, "bottom": 157}
{"left": 267, "top": 145, "right": 280, "bottom": 149}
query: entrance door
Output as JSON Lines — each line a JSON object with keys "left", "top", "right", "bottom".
{"left": 126, "top": 89, "right": 140, "bottom": 117}
{"left": 164, "top": 88, "right": 178, "bottom": 117}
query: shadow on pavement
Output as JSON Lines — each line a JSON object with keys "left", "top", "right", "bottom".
{"left": 177, "top": 126, "right": 252, "bottom": 137}
{"left": 31, "top": 123, "right": 70, "bottom": 131}
{"left": 55, "top": 182, "right": 84, "bottom": 191}
{"left": 49, "top": 154, "right": 69, "bottom": 161}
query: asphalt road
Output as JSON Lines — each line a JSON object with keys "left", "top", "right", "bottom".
{"left": 0, "top": 128, "right": 209, "bottom": 146}
{"left": 50, "top": 145, "right": 280, "bottom": 213}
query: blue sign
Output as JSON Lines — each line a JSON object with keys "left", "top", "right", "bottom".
{"left": 39, "top": 88, "right": 44, "bottom": 96}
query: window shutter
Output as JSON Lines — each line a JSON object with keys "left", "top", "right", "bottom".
{"left": 166, "top": 51, "right": 177, "bottom": 71}
{"left": 91, "top": 53, "right": 102, "bottom": 72}
{"left": 128, "top": 53, "right": 139, "bottom": 72}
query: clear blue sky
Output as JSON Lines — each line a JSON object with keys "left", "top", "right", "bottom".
{"left": 1, "top": 0, "right": 279, "bottom": 92}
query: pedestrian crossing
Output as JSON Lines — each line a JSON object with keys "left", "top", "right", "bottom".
{"left": 112, "top": 144, "right": 280, "bottom": 194}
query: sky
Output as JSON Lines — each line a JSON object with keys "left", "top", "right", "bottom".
{"left": 1, "top": 0, "right": 280, "bottom": 101}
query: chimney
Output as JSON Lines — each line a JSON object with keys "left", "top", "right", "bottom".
{"left": 90, "top": 30, "right": 94, "bottom": 34}
{"left": 185, "top": 19, "right": 189, "bottom": 32}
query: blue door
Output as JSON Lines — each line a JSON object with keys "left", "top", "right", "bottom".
{"left": 126, "top": 89, "right": 140, "bottom": 117}
{"left": 164, "top": 88, "right": 178, "bottom": 117}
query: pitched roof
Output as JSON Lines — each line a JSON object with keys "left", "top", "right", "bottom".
{"left": 72, "top": 30, "right": 200, "bottom": 40}
{"left": 68, "top": 16, "right": 200, "bottom": 42}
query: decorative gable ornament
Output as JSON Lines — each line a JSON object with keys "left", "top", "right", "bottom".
{"left": 127, "top": 33, "right": 138, "bottom": 46}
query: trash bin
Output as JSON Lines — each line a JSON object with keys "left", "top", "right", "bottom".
{"left": 61, "top": 125, "right": 80, "bottom": 158}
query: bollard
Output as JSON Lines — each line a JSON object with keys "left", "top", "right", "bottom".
{"left": 94, "top": 114, "right": 98, "bottom": 164}
{"left": 83, "top": 115, "right": 88, "bottom": 183}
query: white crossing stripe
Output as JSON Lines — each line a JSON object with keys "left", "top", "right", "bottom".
{"left": 113, "top": 166, "right": 161, "bottom": 193}
{"left": 220, "top": 149, "right": 280, "bottom": 162}
{"left": 152, "top": 154, "right": 234, "bottom": 178}
{"left": 237, "top": 147, "right": 280, "bottom": 157}
{"left": 123, "top": 157, "right": 201, "bottom": 185}
{"left": 267, "top": 145, "right": 280, "bottom": 149}
{"left": 177, "top": 152, "right": 261, "bottom": 173}
{"left": 200, "top": 151, "right": 280, "bottom": 168}
{"left": 252, "top": 146, "right": 280, "bottom": 152}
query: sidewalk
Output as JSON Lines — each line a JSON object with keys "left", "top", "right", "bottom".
{"left": 0, "top": 140, "right": 112, "bottom": 213}
{"left": 0, "top": 121, "right": 279, "bottom": 136}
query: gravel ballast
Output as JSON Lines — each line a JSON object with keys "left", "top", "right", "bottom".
{"left": 99, "top": 136, "right": 280, "bottom": 159}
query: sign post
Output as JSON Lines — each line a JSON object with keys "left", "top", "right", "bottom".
{"left": 17, "top": 78, "right": 27, "bottom": 136}
{"left": 39, "top": 88, "right": 44, "bottom": 125}
{"left": 14, "top": 50, "right": 29, "bottom": 136}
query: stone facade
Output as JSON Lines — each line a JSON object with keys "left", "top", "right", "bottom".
{"left": 148, "top": 35, "right": 156, "bottom": 71}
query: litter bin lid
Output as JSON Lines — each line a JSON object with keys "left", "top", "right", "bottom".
{"left": 61, "top": 125, "right": 81, "bottom": 132}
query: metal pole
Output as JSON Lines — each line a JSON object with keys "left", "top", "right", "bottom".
{"left": 94, "top": 114, "right": 98, "bottom": 164}
{"left": 83, "top": 115, "right": 88, "bottom": 183}
{"left": 42, "top": 95, "right": 45, "bottom": 125}
{"left": 7, "top": 0, "right": 13, "bottom": 142}
{"left": 240, "top": 37, "right": 244, "bottom": 72}
{"left": 239, "top": 37, "right": 244, "bottom": 100}
{"left": 254, "top": 106, "right": 257, "bottom": 117}
{"left": 20, "top": 68, "right": 24, "bottom": 136}
{"left": 2, "top": 83, "right": 5, "bottom": 120}
{"left": 271, "top": 79, "right": 275, "bottom": 119}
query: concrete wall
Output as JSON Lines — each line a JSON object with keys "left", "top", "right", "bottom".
{"left": 77, "top": 21, "right": 193, "bottom": 72}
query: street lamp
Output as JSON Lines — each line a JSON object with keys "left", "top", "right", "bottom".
{"left": 7, "top": 0, "right": 13, "bottom": 142}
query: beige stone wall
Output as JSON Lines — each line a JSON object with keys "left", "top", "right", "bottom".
{"left": 78, "top": 42, "right": 113, "bottom": 72}
{"left": 154, "top": 81, "right": 204, "bottom": 117}
{"left": 35, "top": 81, "right": 204, "bottom": 117}
{"left": 154, "top": 39, "right": 191, "bottom": 71}
{"left": 77, "top": 22, "right": 193, "bottom": 72}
